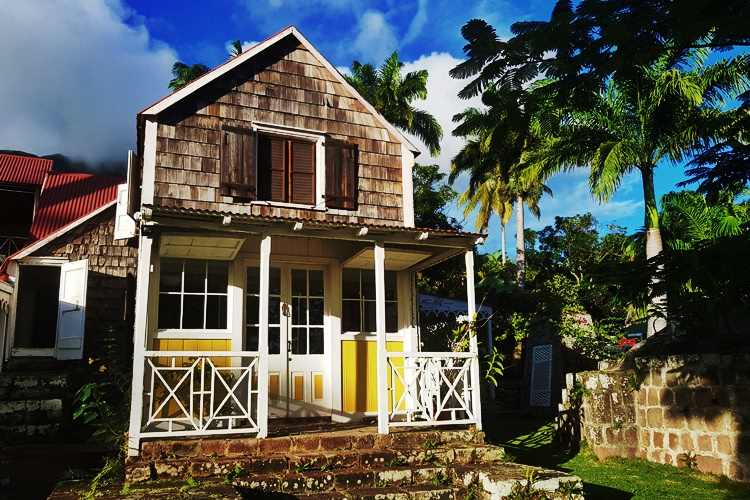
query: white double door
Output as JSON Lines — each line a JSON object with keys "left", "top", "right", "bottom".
{"left": 246, "top": 264, "right": 328, "bottom": 418}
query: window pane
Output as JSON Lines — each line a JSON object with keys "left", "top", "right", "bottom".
{"left": 385, "top": 272, "right": 397, "bottom": 301}
{"left": 246, "top": 296, "right": 259, "bottom": 325}
{"left": 363, "top": 301, "right": 376, "bottom": 333}
{"left": 269, "top": 327, "right": 281, "bottom": 355}
{"left": 246, "top": 326, "right": 259, "bottom": 351}
{"left": 342, "top": 269, "right": 360, "bottom": 299}
{"left": 292, "top": 297, "right": 307, "bottom": 325}
{"left": 269, "top": 296, "right": 281, "bottom": 325}
{"left": 207, "top": 261, "right": 228, "bottom": 293}
{"left": 158, "top": 294, "right": 180, "bottom": 329}
{"left": 206, "top": 295, "right": 227, "bottom": 329}
{"left": 342, "top": 300, "right": 360, "bottom": 332}
{"left": 184, "top": 261, "right": 205, "bottom": 293}
{"left": 292, "top": 269, "right": 306, "bottom": 296}
{"left": 361, "top": 270, "right": 375, "bottom": 299}
{"left": 291, "top": 327, "right": 307, "bottom": 354}
{"left": 269, "top": 267, "right": 281, "bottom": 296}
{"left": 309, "top": 328, "right": 324, "bottom": 354}
{"left": 160, "top": 260, "right": 182, "bottom": 292}
{"left": 309, "top": 298, "right": 324, "bottom": 325}
{"left": 182, "top": 295, "right": 205, "bottom": 329}
{"left": 246, "top": 267, "right": 259, "bottom": 294}
{"left": 386, "top": 302, "right": 397, "bottom": 333}
{"left": 309, "top": 270, "right": 324, "bottom": 296}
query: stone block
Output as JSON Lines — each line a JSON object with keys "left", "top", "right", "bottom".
{"left": 375, "top": 467, "right": 412, "bottom": 486}
{"left": 697, "top": 434, "right": 713, "bottom": 452}
{"left": 125, "top": 464, "right": 152, "bottom": 483}
{"left": 333, "top": 470, "right": 374, "bottom": 489}
{"left": 659, "top": 388, "right": 674, "bottom": 406}
{"left": 351, "top": 434, "right": 376, "bottom": 450}
{"left": 668, "top": 433, "right": 680, "bottom": 451}
{"left": 651, "top": 368, "right": 663, "bottom": 387}
{"left": 653, "top": 431, "right": 664, "bottom": 448}
{"left": 359, "top": 450, "right": 395, "bottom": 468}
{"left": 647, "top": 389, "right": 659, "bottom": 406}
{"left": 201, "top": 438, "right": 229, "bottom": 456}
{"left": 680, "top": 432, "right": 694, "bottom": 451}
{"left": 320, "top": 434, "right": 352, "bottom": 451}
{"left": 259, "top": 437, "right": 291, "bottom": 454}
{"left": 696, "top": 455, "right": 724, "bottom": 476}
{"left": 647, "top": 408, "right": 663, "bottom": 428}
{"left": 717, "top": 435, "right": 733, "bottom": 455}
{"left": 292, "top": 434, "right": 321, "bottom": 452}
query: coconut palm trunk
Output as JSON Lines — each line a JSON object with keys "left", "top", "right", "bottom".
{"left": 500, "top": 223, "right": 507, "bottom": 264}
{"left": 515, "top": 195, "right": 525, "bottom": 287}
{"left": 641, "top": 166, "right": 667, "bottom": 336}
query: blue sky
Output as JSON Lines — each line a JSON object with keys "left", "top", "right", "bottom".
{"left": 0, "top": 1, "right": 718, "bottom": 256}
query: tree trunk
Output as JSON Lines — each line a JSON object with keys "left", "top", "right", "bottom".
{"left": 642, "top": 166, "right": 667, "bottom": 337}
{"left": 501, "top": 223, "right": 507, "bottom": 264}
{"left": 515, "top": 195, "right": 525, "bottom": 287}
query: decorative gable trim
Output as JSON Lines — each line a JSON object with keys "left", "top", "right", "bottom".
{"left": 139, "top": 26, "right": 420, "bottom": 156}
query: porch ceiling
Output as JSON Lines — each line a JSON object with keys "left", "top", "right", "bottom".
{"left": 343, "top": 247, "right": 431, "bottom": 271}
{"left": 159, "top": 234, "right": 245, "bottom": 260}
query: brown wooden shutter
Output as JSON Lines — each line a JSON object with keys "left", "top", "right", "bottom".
{"left": 291, "top": 140, "right": 315, "bottom": 205}
{"left": 325, "top": 140, "right": 358, "bottom": 210}
{"left": 269, "top": 136, "right": 286, "bottom": 202}
{"left": 220, "top": 127, "right": 256, "bottom": 199}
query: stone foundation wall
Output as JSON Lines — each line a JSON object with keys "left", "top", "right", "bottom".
{"left": 569, "top": 353, "right": 750, "bottom": 481}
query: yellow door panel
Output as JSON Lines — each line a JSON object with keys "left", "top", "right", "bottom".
{"left": 341, "top": 340, "right": 403, "bottom": 414}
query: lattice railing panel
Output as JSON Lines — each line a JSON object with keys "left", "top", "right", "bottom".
{"left": 386, "top": 352, "right": 478, "bottom": 428}
{"left": 141, "top": 351, "right": 260, "bottom": 437}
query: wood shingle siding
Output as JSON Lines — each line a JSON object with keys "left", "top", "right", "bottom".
{"left": 152, "top": 38, "right": 405, "bottom": 225}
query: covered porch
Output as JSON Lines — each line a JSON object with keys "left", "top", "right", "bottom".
{"left": 126, "top": 206, "right": 486, "bottom": 456}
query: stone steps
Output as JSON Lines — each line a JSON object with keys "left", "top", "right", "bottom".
{"left": 0, "top": 371, "right": 70, "bottom": 443}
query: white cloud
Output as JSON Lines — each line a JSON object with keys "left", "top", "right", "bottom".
{"left": 352, "top": 10, "right": 398, "bottom": 62}
{"left": 225, "top": 39, "right": 259, "bottom": 56}
{"left": 0, "top": 0, "right": 176, "bottom": 164}
{"left": 402, "top": 0, "right": 428, "bottom": 45}
{"left": 401, "top": 52, "right": 483, "bottom": 174}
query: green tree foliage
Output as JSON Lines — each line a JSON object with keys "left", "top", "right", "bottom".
{"left": 345, "top": 52, "right": 443, "bottom": 155}
{"left": 168, "top": 61, "right": 210, "bottom": 91}
{"left": 412, "top": 163, "right": 458, "bottom": 230}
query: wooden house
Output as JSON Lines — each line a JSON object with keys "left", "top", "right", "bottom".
{"left": 120, "top": 26, "right": 486, "bottom": 457}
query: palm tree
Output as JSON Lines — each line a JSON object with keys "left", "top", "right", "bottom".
{"left": 451, "top": 133, "right": 551, "bottom": 285}
{"left": 534, "top": 49, "right": 749, "bottom": 335}
{"left": 230, "top": 40, "right": 243, "bottom": 57}
{"left": 457, "top": 167, "right": 513, "bottom": 263}
{"left": 345, "top": 52, "right": 443, "bottom": 156}
{"left": 168, "top": 62, "right": 210, "bottom": 91}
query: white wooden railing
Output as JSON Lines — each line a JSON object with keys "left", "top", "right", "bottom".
{"left": 385, "top": 351, "right": 479, "bottom": 429}
{"left": 140, "top": 351, "right": 260, "bottom": 438}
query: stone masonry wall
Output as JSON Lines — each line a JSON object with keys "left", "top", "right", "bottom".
{"left": 569, "top": 353, "right": 750, "bottom": 481}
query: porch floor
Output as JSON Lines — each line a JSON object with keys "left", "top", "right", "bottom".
{"left": 267, "top": 417, "right": 378, "bottom": 438}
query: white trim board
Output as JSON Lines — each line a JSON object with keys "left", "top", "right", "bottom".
{"left": 9, "top": 201, "right": 116, "bottom": 261}
{"left": 139, "top": 26, "right": 420, "bottom": 156}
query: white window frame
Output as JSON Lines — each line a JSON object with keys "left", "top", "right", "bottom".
{"left": 245, "top": 265, "right": 283, "bottom": 353}
{"left": 342, "top": 268, "right": 398, "bottom": 337}
{"left": 156, "top": 259, "right": 231, "bottom": 337}
{"left": 249, "top": 122, "right": 326, "bottom": 209}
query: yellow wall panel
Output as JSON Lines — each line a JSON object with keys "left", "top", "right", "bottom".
{"left": 293, "top": 373, "right": 305, "bottom": 401}
{"left": 269, "top": 373, "right": 280, "bottom": 399}
{"left": 342, "top": 340, "right": 403, "bottom": 414}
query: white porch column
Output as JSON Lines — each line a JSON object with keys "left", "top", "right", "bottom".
{"left": 257, "top": 235, "right": 271, "bottom": 438}
{"left": 374, "top": 242, "right": 389, "bottom": 434}
{"left": 465, "top": 250, "right": 483, "bottom": 431}
{"left": 127, "top": 233, "right": 153, "bottom": 456}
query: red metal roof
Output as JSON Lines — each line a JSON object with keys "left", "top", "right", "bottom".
{"left": 0, "top": 154, "right": 53, "bottom": 187}
{"left": 29, "top": 173, "right": 121, "bottom": 241}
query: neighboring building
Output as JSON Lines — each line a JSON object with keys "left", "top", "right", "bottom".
{"left": 123, "top": 26, "right": 486, "bottom": 456}
{"left": 0, "top": 154, "right": 53, "bottom": 260}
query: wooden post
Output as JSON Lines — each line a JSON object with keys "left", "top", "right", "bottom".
{"left": 127, "top": 234, "right": 153, "bottom": 456}
{"left": 374, "top": 242, "right": 389, "bottom": 434}
{"left": 465, "top": 250, "right": 483, "bottom": 431}
{"left": 257, "top": 235, "right": 271, "bottom": 438}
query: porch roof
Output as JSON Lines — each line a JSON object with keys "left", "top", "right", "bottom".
{"left": 144, "top": 205, "right": 486, "bottom": 251}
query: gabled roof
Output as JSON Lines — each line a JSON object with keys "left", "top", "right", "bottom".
{"left": 29, "top": 173, "right": 121, "bottom": 241}
{"left": 139, "top": 26, "right": 420, "bottom": 155}
{"left": 0, "top": 153, "right": 53, "bottom": 187}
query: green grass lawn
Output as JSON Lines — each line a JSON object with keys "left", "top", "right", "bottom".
{"left": 484, "top": 414, "right": 750, "bottom": 500}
